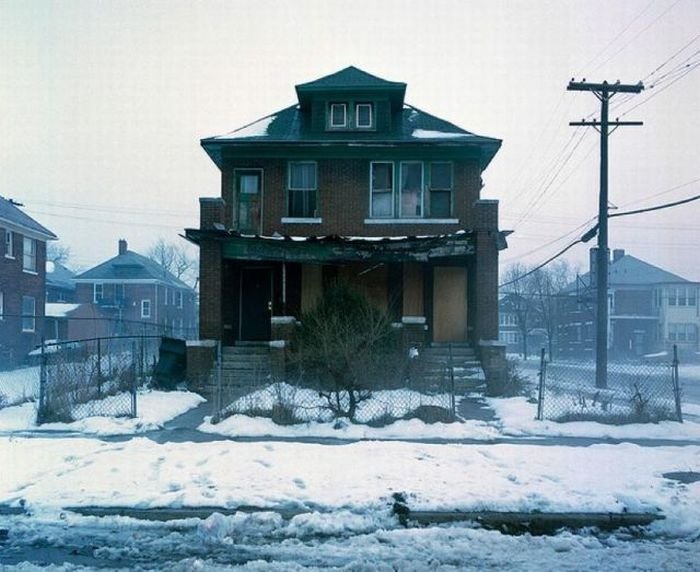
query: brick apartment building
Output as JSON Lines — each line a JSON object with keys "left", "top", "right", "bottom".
{"left": 186, "top": 67, "right": 507, "bottom": 386}
{"left": 69, "top": 239, "right": 198, "bottom": 340}
{"left": 0, "top": 196, "right": 57, "bottom": 366}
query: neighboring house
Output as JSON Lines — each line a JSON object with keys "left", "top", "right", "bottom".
{"left": 46, "top": 260, "right": 76, "bottom": 302}
{"left": 0, "top": 196, "right": 57, "bottom": 366}
{"left": 70, "top": 239, "right": 197, "bottom": 340}
{"left": 557, "top": 248, "right": 699, "bottom": 359}
{"left": 498, "top": 294, "right": 547, "bottom": 357}
{"left": 186, "top": 67, "right": 507, "bottom": 384}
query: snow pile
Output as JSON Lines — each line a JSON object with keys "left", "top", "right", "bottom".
{"left": 0, "top": 367, "right": 40, "bottom": 406}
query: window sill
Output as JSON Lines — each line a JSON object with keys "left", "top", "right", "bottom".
{"left": 22, "top": 269, "right": 38, "bottom": 275}
{"left": 5, "top": 255, "right": 15, "bottom": 260}
{"left": 282, "top": 217, "right": 323, "bottom": 224}
{"left": 364, "top": 218, "right": 459, "bottom": 225}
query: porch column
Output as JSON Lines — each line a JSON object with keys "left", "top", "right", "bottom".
{"left": 199, "top": 197, "right": 225, "bottom": 340}
{"left": 473, "top": 199, "right": 500, "bottom": 342}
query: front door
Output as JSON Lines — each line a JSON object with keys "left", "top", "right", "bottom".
{"left": 239, "top": 267, "right": 272, "bottom": 341}
{"left": 432, "top": 266, "right": 467, "bottom": 343}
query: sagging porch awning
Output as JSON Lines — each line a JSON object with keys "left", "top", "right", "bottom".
{"left": 185, "top": 228, "right": 479, "bottom": 263}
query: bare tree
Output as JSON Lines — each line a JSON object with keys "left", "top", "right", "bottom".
{"left": 531, "top": 260, "right": 575, "bottom": 361}
{"left": 501, "top": 263, "right": 537, "bottom": 359}
{"left": 147, "top": 238, "right": 198, "bottom": 287}
{"left": 47, "top": 242, "right": 71, "bottom": 265}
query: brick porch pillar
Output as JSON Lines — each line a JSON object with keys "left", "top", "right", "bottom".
{"left": 198, "top": 197, "right": 225, "bottom": 341}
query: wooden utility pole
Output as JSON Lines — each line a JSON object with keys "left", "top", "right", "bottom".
{"left": 567, "top": 80, "right": 643, "bottom": 388}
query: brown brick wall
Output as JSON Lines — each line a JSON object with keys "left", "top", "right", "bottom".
{"left": 220, "top": 157, "right": 482, "bottom": 237}
{"left": 199, "top": 239, "right": 223, "bottom": 340}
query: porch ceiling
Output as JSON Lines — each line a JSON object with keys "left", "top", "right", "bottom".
{"left": 185, "top": 229, "right": 476, "bottom": 263}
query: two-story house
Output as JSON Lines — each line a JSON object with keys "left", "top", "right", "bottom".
{"left": 0, "top": 196, "right": 57, "bottom": 365}
{"left": 557, "top": 248, "right": 699, "bottom": 358}
{"left": 70, "top": 239, "right": 198, "bottom": 340}
{"left": 186, "top": 67, "right": 507, "bottom": 388}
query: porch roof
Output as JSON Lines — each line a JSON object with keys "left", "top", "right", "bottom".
{"left": 184, "top": 229, "right": 478, "bottom": 263}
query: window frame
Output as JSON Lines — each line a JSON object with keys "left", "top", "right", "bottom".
{"left": 4, "top": 230, "right": 14, "bottom": 259}
{"left": 329, "top": 103, "right": 347, "bottom": 128}
{"left": 22, "top": 237, "right": 36, "bottom": 273}
{"left": 176, "top": 290, "right": 183, "bottom": 309}
{"left": 429, "top": 161, "right": 453, "bottom": 218}
{"left": 93, "top": 283, "right": 104, "bottom": 303}
{"left": 0, "top": 290, "right": 4, "bottom": 320}
{"left": 355, "top": 103, "right": 373, "bottom": 128}
{"left": 370, "top": 161, "right": 395, "bottom": 218}
{"left": 141, "top": 299, "right": 152, "bottom": 319}
{"left": 399, "top": 161, "right": 424, "bottom": 218}
{"left": 21, "top": 296, "right": 35, "bottom": 332}
{"left": 287, "top": 161, "right": 318, "bottom": 219}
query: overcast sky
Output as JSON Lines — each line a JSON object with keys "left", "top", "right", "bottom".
{"left": 1, "top": 0, "right": 698, "bottom": 279}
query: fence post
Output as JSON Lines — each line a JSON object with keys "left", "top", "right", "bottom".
{"left": 672, "top": 344, "right": 683, "bottom": 423}
{"left": 97, "top": 337, "right": 103, "bottom": 397}
{"left": 131, "top": 341, "right": 138, "bottom": 418}
{"left": 38, "top": 337, "right": 47, "bottom": 423}
{"left": 448, "top": 343, "right": 456, "bottom": 417}
{"left": 536, "top": 348, "right": 546, "bottom": 420}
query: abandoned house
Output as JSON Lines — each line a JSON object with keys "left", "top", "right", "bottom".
{"left": 186, "top": 66, "right": 508, "bottom": 389}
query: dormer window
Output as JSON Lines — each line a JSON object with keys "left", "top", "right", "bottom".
{"left": 329, "top": 103, "right": 347, "bottom": 128}
{"left": 356, "top": 103, "right": 373, "bottom": 128}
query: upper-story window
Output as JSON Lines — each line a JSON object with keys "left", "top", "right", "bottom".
{"left": 94, "top": 283, "right": 103, "bottom": 303}
{"left": 22, "top": 296, "right": 35, "bottom": 332}
{"left": 141, "top": 299, "right": 151, "bottom": 318}
{"left": 429, "top": 162, "right": 453, "bottom": 218}
{"left": 329, "top": 103, "right": 347, "bottom": 128}
{"left": 356, "top": 103, "right": 373, "bottom": 128}
{"left": 288, "top": 162, "right": 317, "bottom": 218}
{"left": 23, "top": 237, "right": 36, "bottom": 272}
{"left": 176, "top": 290, "right": 183, "bottom": 308}
{"left": 370, "top": 162, "right": 394, "bottom": 218}
{"left": 4, "top": 230, "right": 13, "bottom": 258}
{"left": 400, "top": 162, "right": 423, "bottom": 218}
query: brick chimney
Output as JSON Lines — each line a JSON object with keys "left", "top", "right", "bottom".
{"left": 118, "top": 239, "right": 128, "bottom": 255}
{"left": 612, "top": 248, "right": 625, "bottom": 263}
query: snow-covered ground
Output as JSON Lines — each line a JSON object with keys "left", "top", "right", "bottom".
{"left": 1, "top": 436, "right": 699, "bottom": 569}
{"left": 0, "top": 390, "right": 205, "bottom": 435}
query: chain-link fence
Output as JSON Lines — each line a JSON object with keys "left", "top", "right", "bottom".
{"left": 211, "top": 344, "right": 457, "bottom": 426}
{"left": 35, "top": 335, "right": 161, "bottom": 424}
{"left": 536, "top": 348, "right": 683, "bottom": 424}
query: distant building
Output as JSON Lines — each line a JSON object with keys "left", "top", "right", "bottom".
{"left": 46, "top": 260, "right": 76, "bottom": 303}
{"left": 0, "top": 196, "right": 57, "bottom": 366}
{"left": 70, "top": 239, "right": 197, "bottom": 340}
{"left": 557, "top": 248, "right": 699, "bottom": 359}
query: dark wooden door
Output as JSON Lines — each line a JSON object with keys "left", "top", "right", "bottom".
{"left": 239, "top": 268, "right": 272, "bottom": 341}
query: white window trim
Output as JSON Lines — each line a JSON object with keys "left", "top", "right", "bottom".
{"left": 399, "top": 161, "right": 424, "bottom": 218}
{"left": 0, "top": 291, "right": 4, "bottom": 320}
{"left": 329, "top": 103, "right": 347, "bottom": 128}
{"left": 4, "top": 230, "right": 14, "bottom": 259}
{"left": 287, "top": 161, "right": 318, "bottom": 218}
{"left": 364, "top": 218, "right": 459, "bottom": 225}
{"left": 93, "top": 283, "right": 103, "bottom": 303}
{"left": 176, "top": 291, "right": 183, "bottom": 309}
{"left": 141, "top": 299, "right": 151, "bottom": 318}
{"left": 22, "top": 236, "right": 37, "bottom": 273}
{"left": 234, "top": 168, "right": 264, "bottom": 232}
{"left": 281, "top": 217, "right": 322, "bottom": 224}
{"left": 356, "top": 103, "right": 373, "bottom": 128}
{"left": 21, "top": 296, "right": 35, "bottom": 332}
{"left": 369, "top": 161, "right": 395, "bottom": 219}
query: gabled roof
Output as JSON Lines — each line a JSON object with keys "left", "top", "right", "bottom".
{"left": 46, "top": 261, "right": 76, "bottom": 292}
{"left": 564, "top": 253, "right": 692, "bottom": 293}
{"left": 295, "top": 66, "right": 406, "bottom": 90}
{"left": 74, "top": 250, "right": 193, "bottom": 290}
{"left": 0, "top": 196, "right": 57, "bottom": 241}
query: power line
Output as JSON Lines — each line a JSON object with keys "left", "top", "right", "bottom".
{"left": 499, "top": 238, "right": 584, "bottom": 288}
{"left": 610, "top": 192, "right": 700, "bottom": 218}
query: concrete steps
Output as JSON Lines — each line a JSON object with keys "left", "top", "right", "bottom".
{"left": 219, "top": 344, "right": 272, "bottom": 386}
{"left": 414, "top": 344, "right": 485, "bottom": 393}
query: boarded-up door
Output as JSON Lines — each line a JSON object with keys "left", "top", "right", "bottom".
{"left": 432, "top": 266, "right": 467, "bottom": 342}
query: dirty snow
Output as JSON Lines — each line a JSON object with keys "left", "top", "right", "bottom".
{"left": 412, "top": 128, "right": 472, "bottom": 138}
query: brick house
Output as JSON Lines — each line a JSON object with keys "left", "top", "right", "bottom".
{"left": 70, "top": 239, "right": 198, "bottom": 340}
{"left": 557, "top": 248, "right": 699, "bottom": 359}
{"left": 0, "top": 196, "right": 57, "bottom": 366}
{"left": 186, "top": 67, "right": 507, "bottom": 388}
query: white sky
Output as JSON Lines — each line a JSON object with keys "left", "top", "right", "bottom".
{"left": 1, "top": 0, "right": 698, "bottom": 279}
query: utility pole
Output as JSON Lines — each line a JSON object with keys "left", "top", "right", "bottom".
{"left": 567, "top": 80, "right": 643, "bottom": 388}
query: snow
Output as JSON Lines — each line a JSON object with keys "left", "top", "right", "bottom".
{"left": 213, "top": 115, "right": 276, "bottom": 139}
{"left": 44, "top": 303, "right": 80, "bottom": 318}
{"left": 412, "top": 128, "right": 473, "bottom": 139}
{"left": 0, "top": 366, "right": 40, "bottom": 405}
{"left": 1, "top": 438, "right": 698, "bottom": 540}
{"left": 0, "top": 390, "right": 205, "bottom": 435}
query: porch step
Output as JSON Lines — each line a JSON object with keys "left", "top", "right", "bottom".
{"left": 414, "top": 344, "right": 485, "bottom": 393}
{"left": 219, "top": 344, "right": 273, "bottom": 385}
